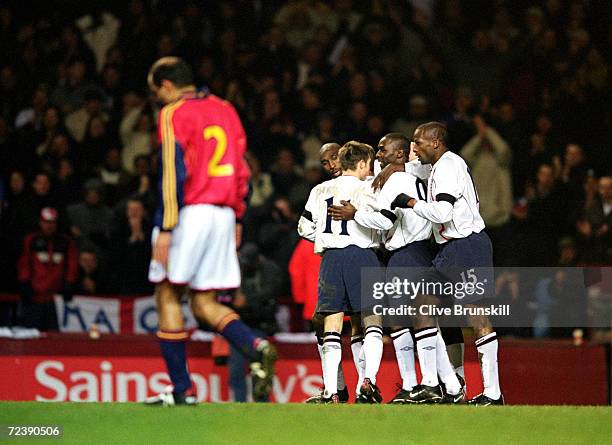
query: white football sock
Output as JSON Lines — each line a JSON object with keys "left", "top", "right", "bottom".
{"left": 318, "top": 335, "right": 345, "bottom": 390}
{"left": 322, "top": 332, "right": 342, "bottom": 397}
{"left": 415, "top": 327, "right": 439, "bottom": 387}
{"left": 316, "top": 338, "right": 323, "bottom": 370}
{"left": 456, "top": 364, "right": 465, "bottom": 380}
{"left": 390, "top": 328, "right": 417, "bottom": 391}
{"left": 475, "top": 332, "right": 501, "bottom": 400}
{"left": 362, "top": 326, "right": 383, "bottom": 384}
{"left": 357, "top": 340, "right": 366, "bottom": 392}
{"left": 436, "top": 332, "right": 461, "bottom": 395}
{"left": 351, "top": 335, "right": 364, "bottom": 394}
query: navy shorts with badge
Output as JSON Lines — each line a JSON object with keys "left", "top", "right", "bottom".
{"left": 317, "top": 245, "right": 382, "bottom": 313}
{"left": 430, "top": 231, "right": 495, "bottom": 303}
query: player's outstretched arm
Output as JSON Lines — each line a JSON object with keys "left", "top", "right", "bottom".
{"left": 412, "top": 196, "right": 454, "bottom": 224}
{"left": 328, "top": 200, "right": 395, "bottom": 230}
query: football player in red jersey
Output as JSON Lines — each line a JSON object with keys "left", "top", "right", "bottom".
{"left": 144, "top": 57, "right": 276, "bottom": 406}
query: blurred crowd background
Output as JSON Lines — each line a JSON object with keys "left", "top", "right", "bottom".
{"left": 0, "top": 0, "right": 610, "bottom": 336}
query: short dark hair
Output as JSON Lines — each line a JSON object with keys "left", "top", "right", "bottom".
{"left": 339, "top": 141, "right": 374, "bottom": 171}
{"left": 383, "top": 132, "right": 410, "bottom": 156}
{"left": 148, "top": 57, "right": 194, "bottom": 88}
{"left": 415, "top": 122, "right": 448, "bottom": 145}
{"left": 319, "top": 142, "right": 340, "bottom": 156}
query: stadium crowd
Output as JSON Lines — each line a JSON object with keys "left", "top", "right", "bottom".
{"left": 0, "top": 0, "right": 610, "bottom": 335}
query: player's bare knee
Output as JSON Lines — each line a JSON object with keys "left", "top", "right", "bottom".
{"left": 155, "top": 281, "right": 182, "bottom": 306}
{"left": 323, "top": 312, "right": 344, "bottom": 333}
{"left": 465, "top": 306, "right": 493, "bottom": 336}
{"left": 312, "top": 312, "right": 325, "bottom": 338}
{"left": 190, "top": 291, "right": 216, "bottom": 318}
{"left": 362, "top": 313, "right": 382, "bottom": 329}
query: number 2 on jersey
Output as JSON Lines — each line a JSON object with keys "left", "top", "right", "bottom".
{"left": 323, "top": 197, "right": 350, "bottom": 236}
{"left": 204, "top": 125, "right": 234, "bottom": 177}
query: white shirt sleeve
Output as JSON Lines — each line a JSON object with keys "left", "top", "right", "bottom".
{"left": 412, "top": 200, "right": 453, "bottom": 224}
{"left": 354, "top": 209, "right": 394, "bottom": 230}
{"left": 354, "top": 174, "right": 399, "bottom": 231}
{"left": 297, "top": 187, "right": 318, "bottom": 241}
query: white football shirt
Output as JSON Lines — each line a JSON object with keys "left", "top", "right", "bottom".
{"left": 412, "top": 151, "right": 485, "bottom": 243}
{"left": 355, "top": 169, "right": 432, "bottom": 250}
{"left": 298, "top": 175, "right": 380, "bottom": 254}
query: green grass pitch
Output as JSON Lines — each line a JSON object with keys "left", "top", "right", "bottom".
{"left": 1, "top": 402, "right": 610, "bottom": 445}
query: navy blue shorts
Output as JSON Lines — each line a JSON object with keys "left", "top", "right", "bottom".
{"left": 386, "top": 240, "right": 434, "bottom": 283}
{"left": 429, "top": 231, "right": 495, "bottom": 303}
{"left": 388, "top": 240, "right": 435, "bottom": 268}
{"left": 317, "top": 245, "right": 382, "bottom": 313}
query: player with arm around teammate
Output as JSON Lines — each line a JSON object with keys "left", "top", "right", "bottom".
{"left": 391, "top": 122, "right": 503, "bottom": 405}
{"left": 144, "top": 57, "right": 276, "bottom": 406}
{"left": 329, "top": 133, "right": 465, "bottom": 404}
{"left": 298, "top": 141, "right": 385, "bottom": 403}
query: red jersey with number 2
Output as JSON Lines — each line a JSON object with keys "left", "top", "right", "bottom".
{"left": 155, "top": 90, "right": 250, "bottom": 230}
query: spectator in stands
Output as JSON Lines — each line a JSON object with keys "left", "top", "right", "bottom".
{"left": 50, "top": 58, "right": 96, "bottom": 115}
{"left": 0, "top": 65, "right": 20, "bottom": 124}
{"left": 391, "top": 95, "right": 430, "bottom": 142}
{"left": 39, "top": 133, "right": 75, "bottom": 178}
{"left": 577, "top": 176, "right": 612, "bottom": 264}
{"left": 78, "top": 114, "right": 114, "bottom": 177}
{"left": 523, "top": 164, "right": 565, "bottom": 266}
{"left": 557, "top": 143, "right": 589, "bottom": 206}
{"left": 67, "top": 178, "right": 112, "bottom": 252}
{"left": 241, "top": 151, "right": 274, "bottom": 245}
{"left": 492, "top": 101, "right": 523, "bottom": 156}
{"left": 288, "top": 160, "right": 323, "bottom": 213}
{"left": 13, "top": 172, "right": 60, "bottom": 236}
{"left": 14, "top": 86, "right": 48, "bottom": 132}
{"left": 54, "top": 158, "right": 82, "bottom": 207}
{"left": 245, "top": 151, "right": 274, "bottom": 208}
{"left": 258, "top": 197, "right": 300, "bottom": 295}
{"left": 461, "top": 115, "right": 513, "bottom": 264}
{"left": 270, "top": 149, "right": 302, "bottom": 193}
{"left": 32, "top": 106, "right": 66, "bottom": 162}
{"left": 17, "top": 207, "right": 78, "bottom": 330}
{"left": 301, "top": 112, "right": 338, "bottom": 168}
{"left": 443, "top": 87, "right": 474, "bottom": 150}
{"left": 98, "top": 148, "right": 131, "bottom": 206}
{"left": 533, "top": 238, "right": 586, "bottom": 338}
{"left": 75, "top": 8, "right": 120, "bottom": 73}
{"left": 229, "top": 243, "right": 280, "bottom": 402}
{"left": 0, "top": 172, "right": 29, "bottom": 293}
{"left": 75, "top": 247, "right": 107, "bottom": 295}
{"left": 119, "top": 100, "right": 154, "bottom": 174}
{"left": 126, "top": 154, "right": 157, "bottom": 215}
{"left": 110, "top": 197, "right": 153, "bottom": 295}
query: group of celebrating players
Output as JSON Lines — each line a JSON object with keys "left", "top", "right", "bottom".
{"left": 142, "top": 56, "right": 502, "bottom": 407}
{"left": 298, "top": 128, "right": 503, "bottom": 406}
